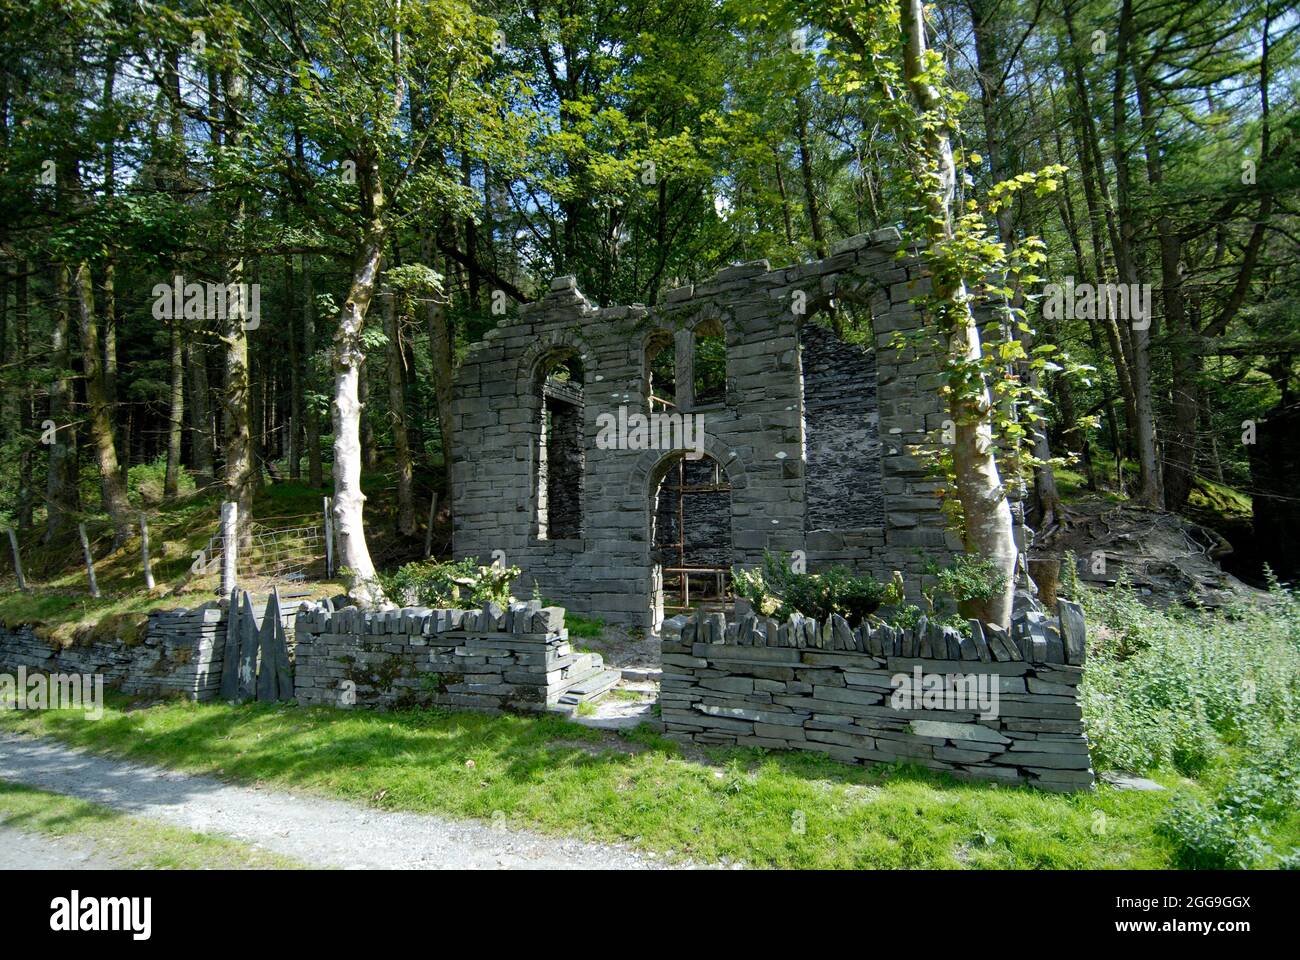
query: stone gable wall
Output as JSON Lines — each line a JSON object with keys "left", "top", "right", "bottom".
{"left": 452, "top": 227, "right": 959, "bottom": 627}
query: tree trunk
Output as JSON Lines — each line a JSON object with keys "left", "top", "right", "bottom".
{"left": 44, "top": 261, "right": 78, "bottom": 544}
{"left": 383, "top": 290, "right": 416, "bottom": 535}
{"left": 332, "top": 161, "right": 387, "bottom": 605}
{"left": 287, "top": 254, "right": 302, "bottom": 480}
{"left": 164, "top": 315, "right": 184, "bottom": 497}
{"left": 188, "top": 340, "right": 214, "bottom": 487}
{"left": 303, "top": 261, "right": 323, "bottom": 487}
{"left": 900, "top": 0, "right": 1016, "bottom": 624}
{"left": 1109, "top": 0, "right": 1163, "bottom": 508}
{"left": 794, "top": 93, "right": 828, "bottom": 258}
{"left": 15, "top": 263, "right": 34, "bottom": 528}
{"left": 220, "top": 65, "right": 254, "bottom": 549}
{"left": 73, "top": 262, "right": 132, "bottom": 545}
{"left": 422, "top": 230, "right": 456, "bottom": 513}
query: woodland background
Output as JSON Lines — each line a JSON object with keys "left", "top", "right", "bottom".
{"left": 0, "top": 0, "right": 1296, "bottom": 587}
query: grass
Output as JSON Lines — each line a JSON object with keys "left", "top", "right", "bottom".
{"left": 0, "top": 780, "right": 303, "bottom": 869}
{"left": 0, "top": 476, "right": 360, "bottom": 639}
{"left": 1, "top": 694, "right": 1183, "bottom": 869}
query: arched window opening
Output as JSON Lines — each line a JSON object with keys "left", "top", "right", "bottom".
{"left": 535, "top": 352, "right": 584, "bottom": 540}
{"left": 645, "top": 331, "right": 676, "bottom": 413}
{"left": 692, "top": 317, "right": 727, "bottom": 407}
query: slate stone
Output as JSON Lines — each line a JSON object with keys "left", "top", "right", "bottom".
{"left": 219, "top": 587, "right": 241, "bottom": 700}
{"left": 1058, "top": 599, "right": 1087, "bottom": 665}
{"left": 236, "top": 591, "right": 260, "bottom": 702}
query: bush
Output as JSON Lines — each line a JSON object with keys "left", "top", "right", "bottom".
{"left": 1081, "top": 577, "right": 1300, "bottom": 774}
{"left": 1157, "top": 796, "right": 1266, "bottom": 870}
{"left": 128, "top": 455, "right": 195, "bottom": 505}
{"left": 732, "top": 551, "right": 897, "bottom": 625}
{"left": 376, "top": 559, "right": 519, "bottom": 608}
{"left": 925, "top": 554, "right": 1007, "bottom": 616}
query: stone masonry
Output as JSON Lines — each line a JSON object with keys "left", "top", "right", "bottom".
{"left": 452, "top": 227, "right": 959, "bottom": 628}
{"left": 292, "top": 600, "right": 619, "bottom": 711}
{"left": 0, "top": 601, "right": 296, "bottom": 701}
{"left": 659, "top": 600, "right": 1094, "bottom": 792}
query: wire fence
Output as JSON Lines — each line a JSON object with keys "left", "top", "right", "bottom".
{"left": 201, "top": 518, "right": 328, "bottom": 583}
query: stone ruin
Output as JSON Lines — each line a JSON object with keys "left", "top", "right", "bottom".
{"left": 450, "top": 227, "right": 962, "bottom": 629}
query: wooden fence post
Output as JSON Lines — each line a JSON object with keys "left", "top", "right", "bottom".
{"left": 78, "top": 523, "right": 101, "bottom": 598}
{"left": 5, "top": 527, "right": 27, "bottom": 592}
{"left": 220, "top": 501, "right": 238, "bottom": 594}
{"left": 140, "top": 514, "right": 156, "bottom": 590}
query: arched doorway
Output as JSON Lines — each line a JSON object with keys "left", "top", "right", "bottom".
{"left": 648, "top": 451, "right": 733, "bottom": 630}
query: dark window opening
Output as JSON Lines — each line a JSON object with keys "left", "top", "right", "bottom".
{"left": 536, "top": 354, "right": 584, "bottom": 540}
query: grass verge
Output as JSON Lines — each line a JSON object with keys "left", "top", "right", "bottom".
{"left": 2, "top": 695, "right": 1180, "bottom": 869}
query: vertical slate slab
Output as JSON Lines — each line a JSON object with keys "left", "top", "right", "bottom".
{"left": 236, "top": 591, "right": 260, "bottom": 702}
{"left": 256, "top": 590, "right": 281, "bottom": 701}
{"left": 272, "top": 588, "right": 294, "bottom": 700}
{"left": 219, "top": 587, "right": 241, "bottom": 700}
{"left": 1059, "top": 599, "right": 1087, "bottom": 665}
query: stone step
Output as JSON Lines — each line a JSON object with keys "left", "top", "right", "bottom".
{"left": 619, "top": 666, "right": 661, "bottom": 684}
{"left": 558, "top": 669, "right": 622, "bottom": 705}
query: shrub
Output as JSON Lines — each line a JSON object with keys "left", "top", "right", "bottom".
{"left": 1081, "top": 577, "right": 1300, "bottom": 774}
{"left": 128, "top": 455, "right": 195, "bottom": 505}
{"left": 376, "top": 559, "right": 520, "bottom": 608}
{"left": 1157, "top": 796, "right": 1266, "bottom": 870}
{"left": 926, "top": 554, "right": 1007, "bottom": 616}
{"left": 731, "top": 551, "right": 897, "bottom": 625}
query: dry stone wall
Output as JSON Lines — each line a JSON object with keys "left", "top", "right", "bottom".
{"left": 292, "top": 601, "right": 615, "bottom": 711}
{"left": 452, "top": 227, "right": 960, "bottom": 628}
{"left": 659, "top": 600, "right": 1094, "bottom": 792}
{"left": 0, "top": 602, "right": 294, "bottom": 700}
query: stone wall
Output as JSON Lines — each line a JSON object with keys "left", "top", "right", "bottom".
{"left": 452, "top": 227, "right": 958, "bottom": 628}
{"left": 1, "top": 600, "right": 301, "bottom": 701}
{"left": 659, "top": 602, "right": 1094, "bottom": 792}
{"left": 292, "top": 601, "right": 615, "bottom": 712}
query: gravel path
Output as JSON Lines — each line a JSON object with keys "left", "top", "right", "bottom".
{"left": 0, "top": 733, "right": 675, "bottom": 870}
{"left": 0, "top": 825, "right": 125, "bottom": 870}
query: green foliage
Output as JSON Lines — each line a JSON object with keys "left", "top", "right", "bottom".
{"left": 1081, "top": 578, "right": 1300, "bottom": 775}
{"left": 732, "top": 551, "right": 899, "bottom": 625}
{"left": 1158, "top": 796, "right": 1267, "bottom": 870}
{"left": 127, "top": 456, "right": 195, "bottom": 506}
{"left": 565, "top": 612, "right": 606, "bottom": 639}
{"left": 375, "top": 559, "right": 520, "bottom": 608}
